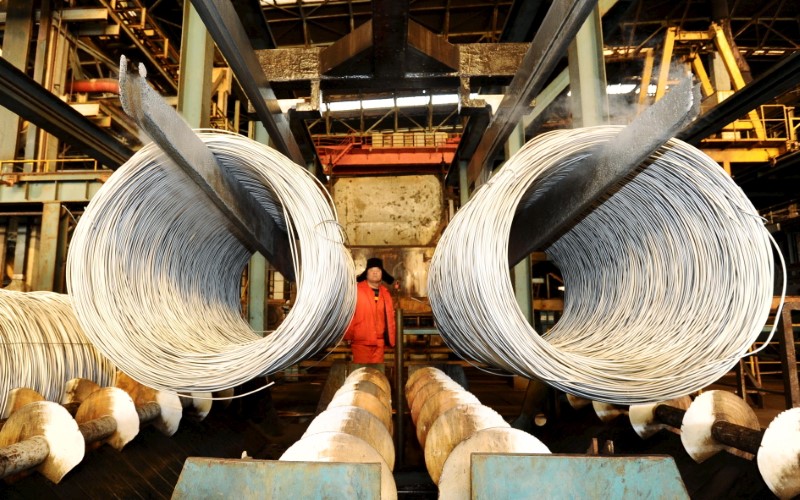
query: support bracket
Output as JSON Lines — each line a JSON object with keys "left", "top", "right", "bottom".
{"left": 508, "top": 76, "right": 700, "bottom": 265}
{"left": 119, "top": 57, "right": 295, "bottom": 281}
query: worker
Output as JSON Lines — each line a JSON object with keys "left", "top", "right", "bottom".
{"left": 344, "top": 257, "right": 397, "bottom": 364}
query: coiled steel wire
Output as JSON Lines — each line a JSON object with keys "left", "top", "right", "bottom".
{"left": 67, "top": 131, "right": 355, "bottom": 393}
{"left": 429, "top": 126, "right": 782, "bottom": 404}
{"left": 0, "top": 290, "right": 116, "bottom": 414}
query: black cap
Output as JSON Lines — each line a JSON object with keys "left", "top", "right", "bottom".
{"left": 356, "top": 257, "right": 395, "bottom": 284}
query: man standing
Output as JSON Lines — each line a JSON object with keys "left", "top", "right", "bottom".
{"left": 344, "top": 258, "right": 397, "bottom": 364}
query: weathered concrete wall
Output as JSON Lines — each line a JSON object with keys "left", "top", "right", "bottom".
{"left": 333, "top": 175, "right": 444, "bottom": 247}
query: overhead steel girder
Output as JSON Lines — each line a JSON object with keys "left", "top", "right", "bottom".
{"left": 189, "top": 0, "right": 305, "bottom": 166}
{"left": 0, "top": 7, "right": 108, "bottom": 25}
{"left": 257, "top": 25, "right": 522, "bottom": 89}
{"left": 678, "top": 51, "right": 800, "bottom": 145}
{"left": 0, "top": 57, "right": 132, "bottom": 169}
{"left": 465, "top": 0, "right": 598, "bottom": 185}
{"left": 372, "top": 0, "right": 409, "bottom": 79}
{"left": 507, "top": 77, "right": 699, "bottom": 266}
{"left": 119, "top": 57, "right": 296, "bottom": 281}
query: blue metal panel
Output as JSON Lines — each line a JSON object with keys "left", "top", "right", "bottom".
{"left": 471, "top": 454, "right": 689, "bottom": 499}
{"left": 172, "top": 458, "right": 381, "bottom": 499}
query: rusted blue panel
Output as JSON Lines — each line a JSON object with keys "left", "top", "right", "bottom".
{"left": 172, "top": 458, "right": 381, "bottom": 499}
{"left": 471, "top": 454, "right": 689, "bottom": 499}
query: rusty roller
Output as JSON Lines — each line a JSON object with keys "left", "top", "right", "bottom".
{"left": 335, "top": 380, "right": 391, "bottom": 408}
{"left": 407, "top": 368, "right": 549, "bottom": 488}
{"left": 114, "top": 372, "right": 183, "bottom": 437}
{"left": 405, "top": 367, "right": 459, "bottom": 410}
{"left": 423, "top": 403, "right": 509, "bottom": 484}
{"left": 409, "top": 379, "right": 465, "bottom": 425}
{"left": 629, "top": 396, "right": 693, "bottom": 439}
{"left": 627, "top": 392, "right": 800, "bottom": 499}
{"left": 0, "top": 379, "right": 183, "bottom": 483}
{"left": 758, "top": 407, "right": 800, "bottom": 499}
{"left": 592, "top": 401, "right": 628, "bottom": 423}
{"left": 415, "top": 389, "right": 480, "bottom": 448}
{"left": 279, "top": 367, "right": 397, "bottom": 499}
{"left": 303, "top": 405, "right": 395, "bottom": 470}
{"left": 438, "top": 427, "right": 550, "bottom": 499}
{"left": 328, "top": 390, "right": 393, "bottom": 435}
{"left": 348, "top": 367, "right": 392, "bottom": 395}
{"left": 280, "top": 431, "right": 396, "bottom": 499}
{"left": 680, "top": 390, "right": 761, "bottom": 463}
{"left": 0, "top": 402, "right": 84, "bottom": 483}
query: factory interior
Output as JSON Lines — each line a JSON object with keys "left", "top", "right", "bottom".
{"left": 1, "top": 0, "right": 800, "bottom": 498}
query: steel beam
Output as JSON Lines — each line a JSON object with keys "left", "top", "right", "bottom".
{"left": 678, "top": 52, "right": 800, "bottom": 145}
{"left": 0, "top": 7, "right": 108, "bottom": 24}
{"left": 177, "top": 2, "right": 214, "bottom": 129}
{"left": 446, "top": 104, "right": 491, "bottom": 187}
{"left": 0, "top": 226, "right": 6, "bottom": 286}
{"left": 507, "top": 77, "right": 699, "bottom": 265}
{"left": 189, "top": 0, "right": 305, "bottom": 165}
{"left": 319, "top": 21, "right": 372, "bottom": 75}
{"left": 33, "top": 202, "right": 60, "bottom": 291}
{"left": 465, "top": 0, "right": 598, "bottom": 185}
{"left": 523, "top": 68, "right": 569, "bottom": 136}
{"left": 0, "top": 173, "right": 108, "bottom": 204}
{"left": 118, "top": 58, "right": 295, "bottom": 281}
{"left": 372, "top": 0, "right": 409, "bottom": 79}
{"left": 248, "top": 252, "right": 267, "bottom": 334}
{"left": 0, "top": 0, "right": 35, "bottom": 164}
{"left": 0, "top": 57, "right": 132, "bottom": 169}
{"left": 258, "top": 39, "right": 526, "bottom": 84}
{"left": 501, "top": 0, "right": 547, "bottom": 42}
{"left": 506, "top": 123, "right": 532, "bottom": 325}
{"left": 408, "top": 20, "right": 459, "bottom": 70}
{"left": 567, "top": 6, "right": 607, "bottom": 127}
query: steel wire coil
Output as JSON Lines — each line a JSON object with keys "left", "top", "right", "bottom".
{"left": 429, "top": 126, "right": 781, "bottom": 404}
{"left": 0, "top": 290, "right": 116, "bottom": 415}
{"left": 67, "top": 131, "right": 355, "bottom": 393}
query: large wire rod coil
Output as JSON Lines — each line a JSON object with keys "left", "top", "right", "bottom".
{"left": 428, "top": 126, "right": 777, "bottom": 404}
{"left": 0, "top": 290, "right": 116, "bottom": 415}
{"left": 67, "top": 131, "right": 356, "bottom": 393}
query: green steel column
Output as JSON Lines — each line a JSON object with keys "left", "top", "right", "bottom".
{"left": 0, "top": 223, "right": 7, "bottom": 286}
{"left": 505, "top": 123, "right": 532, "bottom": 325}
{"left": 248, "top": 252, "right": 267, "bottom": 335}
{"left": 7, "top": 221, "right": 28, "bottom": 291}
{"left": 567, "top": 6, "right": 608, "bottom": 127}
{"left": 25, "top": 222, "right": 39, "bottom": 290}
{"left": 23, "top": 0, "right": 53, "bottom": 170}
{"left": 248, "top": 121, "right": 271, "bottom": 334}
{"left": 37, "top": 17, "right": 70, "bottom": 167}
{"left": 33, "top": 202, "right": 60, "bottom": 291}
{"left": 55, "top": 206, "right": 70, "bottom": 293}
{"left": 458, "top": 160, "right": 469, "bottom": 207}
{"left": 254, "top": 122, "right": 269, "bottom": 145}
{"left": 177, "top": 2, "right": 214, "bottom": 128}
{"left": 0, "top": 0, "right": 36, "bottom": 169}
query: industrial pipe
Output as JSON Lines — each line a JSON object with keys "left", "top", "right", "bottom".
{"left": 67, "top": 79, "right": 120, "bottom": 94}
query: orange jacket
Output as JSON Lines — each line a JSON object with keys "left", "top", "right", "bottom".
{"left": 344, "top": 281, "right": 396, "bottom": 347}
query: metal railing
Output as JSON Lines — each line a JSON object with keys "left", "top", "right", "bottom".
{"left": 0, "top": 158, "right": 101, "bottom": 174}
{"left": 704, "top": 104, "right": 800, "bottom": 143}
